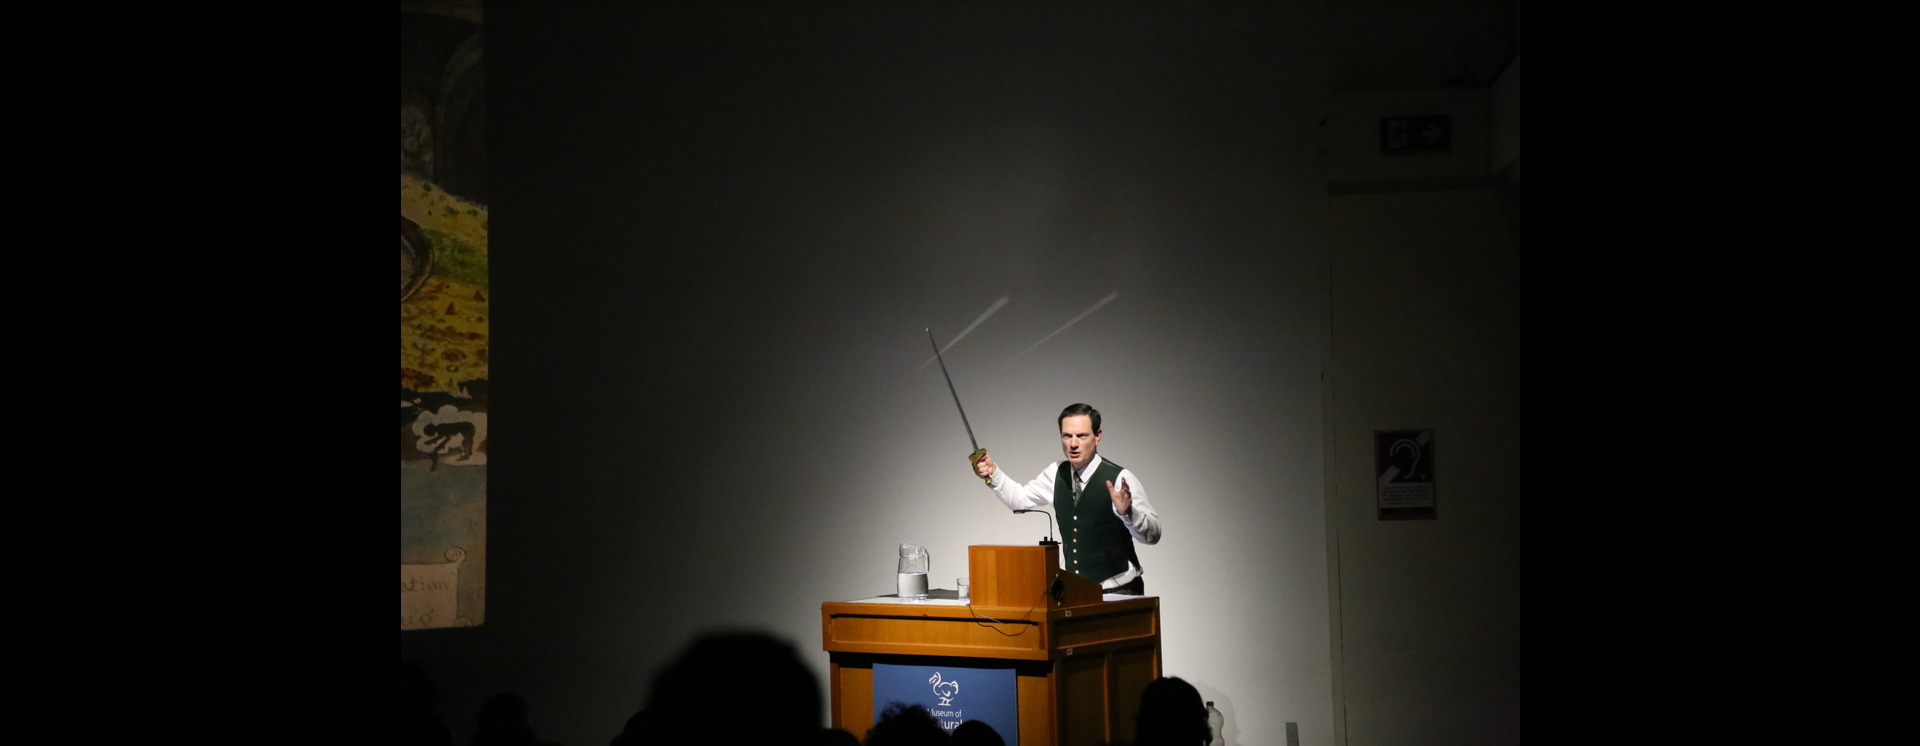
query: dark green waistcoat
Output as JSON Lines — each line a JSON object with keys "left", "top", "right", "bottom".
{"left": 1056, "top": 457, "right": 1140, "bottom": 584}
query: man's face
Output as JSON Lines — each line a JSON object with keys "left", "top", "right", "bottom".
{"left": 1059, "top": 414, "right": 1101, "bottom": 472}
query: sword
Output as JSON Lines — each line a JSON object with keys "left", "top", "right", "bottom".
{"left": 928, "top": 328, "right": 992, "bottom": 485}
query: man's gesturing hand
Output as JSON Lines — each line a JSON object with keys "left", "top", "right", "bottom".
{"left": 1107, "top": 478, "right": 1132, "bottom": 516}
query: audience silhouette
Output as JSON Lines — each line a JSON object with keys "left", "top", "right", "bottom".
{"left": 472, "top": 692, "right": 562, "bottom": 746}
{"left": 610, "top": 630, "right": 823, "bottom": 745}
{"left": 950, "top": 719, "right": 1005, "bottom": 746}
{"left": 863, "top": 703, "right": 950, "bottom": 745}
{"left": 415, "top": 631, "right": 1040, "bottom": 746}
{"left": 816, "top": 726, "right": 862, "bottom": 746}
{"left": 1129, "top": 676, "right": 1212, "bottom": 746}
{"left": 404, "top": 661, "right": 456, "bottom": 746}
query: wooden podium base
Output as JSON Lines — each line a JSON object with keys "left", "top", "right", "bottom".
{"left": 820, "top": 545, "right": 1161, "bottom": 745}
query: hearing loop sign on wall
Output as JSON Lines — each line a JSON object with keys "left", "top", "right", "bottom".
{"left": 1375, "top": 429, "right": 1436, "bottom": 520}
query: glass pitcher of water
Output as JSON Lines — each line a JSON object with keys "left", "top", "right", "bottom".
{"left": 897, "top": 543, "right": 929, "bottom": 599}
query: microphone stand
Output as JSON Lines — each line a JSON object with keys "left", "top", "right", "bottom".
{"left": 1013, "top": 509, "right": 1059, "bottom": 546}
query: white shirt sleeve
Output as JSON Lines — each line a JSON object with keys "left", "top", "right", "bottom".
{"left": 986, "top": 462, "right": 1060, "bottom": 511}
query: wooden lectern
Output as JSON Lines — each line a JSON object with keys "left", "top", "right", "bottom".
{"left": 821, "top": 544, "right": 1161, "bottom": 746}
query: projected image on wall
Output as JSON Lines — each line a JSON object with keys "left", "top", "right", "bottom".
{"left": 401, "top": 0, "right": 488, "bottom": 630}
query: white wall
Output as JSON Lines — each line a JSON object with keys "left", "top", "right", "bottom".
{"left": 1325, "top": 185, "right": 1520, "bottom": 746}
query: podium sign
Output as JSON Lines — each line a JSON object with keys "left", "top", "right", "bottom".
{"left": 873, "top": 662, "right": 1019, "bottom": 745}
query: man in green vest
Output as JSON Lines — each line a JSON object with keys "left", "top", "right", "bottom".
{"left": 970, "top": 403, "right": 1162, "bottom": 594}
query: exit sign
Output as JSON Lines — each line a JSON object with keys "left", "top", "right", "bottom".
{"left": 1381, "top": 115, "right": 1451, "bottom": 153}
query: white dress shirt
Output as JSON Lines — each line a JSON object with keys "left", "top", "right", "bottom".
{"left": 985, "top": 453, "right": 1161, "bottom": 588}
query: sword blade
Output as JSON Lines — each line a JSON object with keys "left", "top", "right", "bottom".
{"left": 927, "top": 328, "right": 979, "bottom": 450}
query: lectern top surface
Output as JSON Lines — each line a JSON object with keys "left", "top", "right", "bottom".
{"left": 837, "top": 591, "right": 1145, "bottom": 605}
{"left": 845, "top": 595, "right": 971, "bottom": 606}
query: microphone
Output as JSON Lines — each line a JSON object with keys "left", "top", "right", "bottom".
{"left": 1013, "top": 509, "right": 1059, "bottom": 546}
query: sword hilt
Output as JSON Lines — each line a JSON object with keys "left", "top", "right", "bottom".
{"left": 968, "top": 448, "right": 991, "bottom": 486}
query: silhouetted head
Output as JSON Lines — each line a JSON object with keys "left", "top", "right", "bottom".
{"left": 951, "top": 719, "right": 1005, "bottom": 746}
{"left": 816, "top": 727, "right": 862, "bottom": 746}
{"left": 476, "top": 692, "right": 530, "bottom": 730}
{"left": 1134, "top": 676, "right": 1210, "bottom": 746}
{"left": 864, "top": 703, "right": 949, "bottom": 746}
{"left": 608, "top": 710, "right": 652, "bottom": 746}
{"left": 401, "top": 661, "right": 454, "bottom": 746}
{"left": 640, "top": 631, "right": 823, "bottom": 745}
{"left": 402, "top": 661, "right": 441, "bottom": 713}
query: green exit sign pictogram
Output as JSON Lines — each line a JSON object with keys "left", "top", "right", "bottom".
{"left": 1381, "top": 115, "right": 1451, "bottom": 153}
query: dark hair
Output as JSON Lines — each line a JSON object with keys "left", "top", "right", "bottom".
{"left": 1058, "top": 403, "right": 1101, "bottom": 433}
{"left": 865, "top": 703, "right": 950, "bottom": 745}
{"left": 636, "top": 631, "right": 822, "bottom": 744}
{"left": 1134, "top": 676, "right": 1210, "bottom": 746}
{"left": 951, "top": 719, "right": 1005, "bottom": 746}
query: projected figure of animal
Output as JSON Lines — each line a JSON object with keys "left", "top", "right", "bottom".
{"left": 929, "top": 672, "right": 960, "bottom": 706}
{"left": 421, "top": 421, "right": 475, "bottom": 470}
